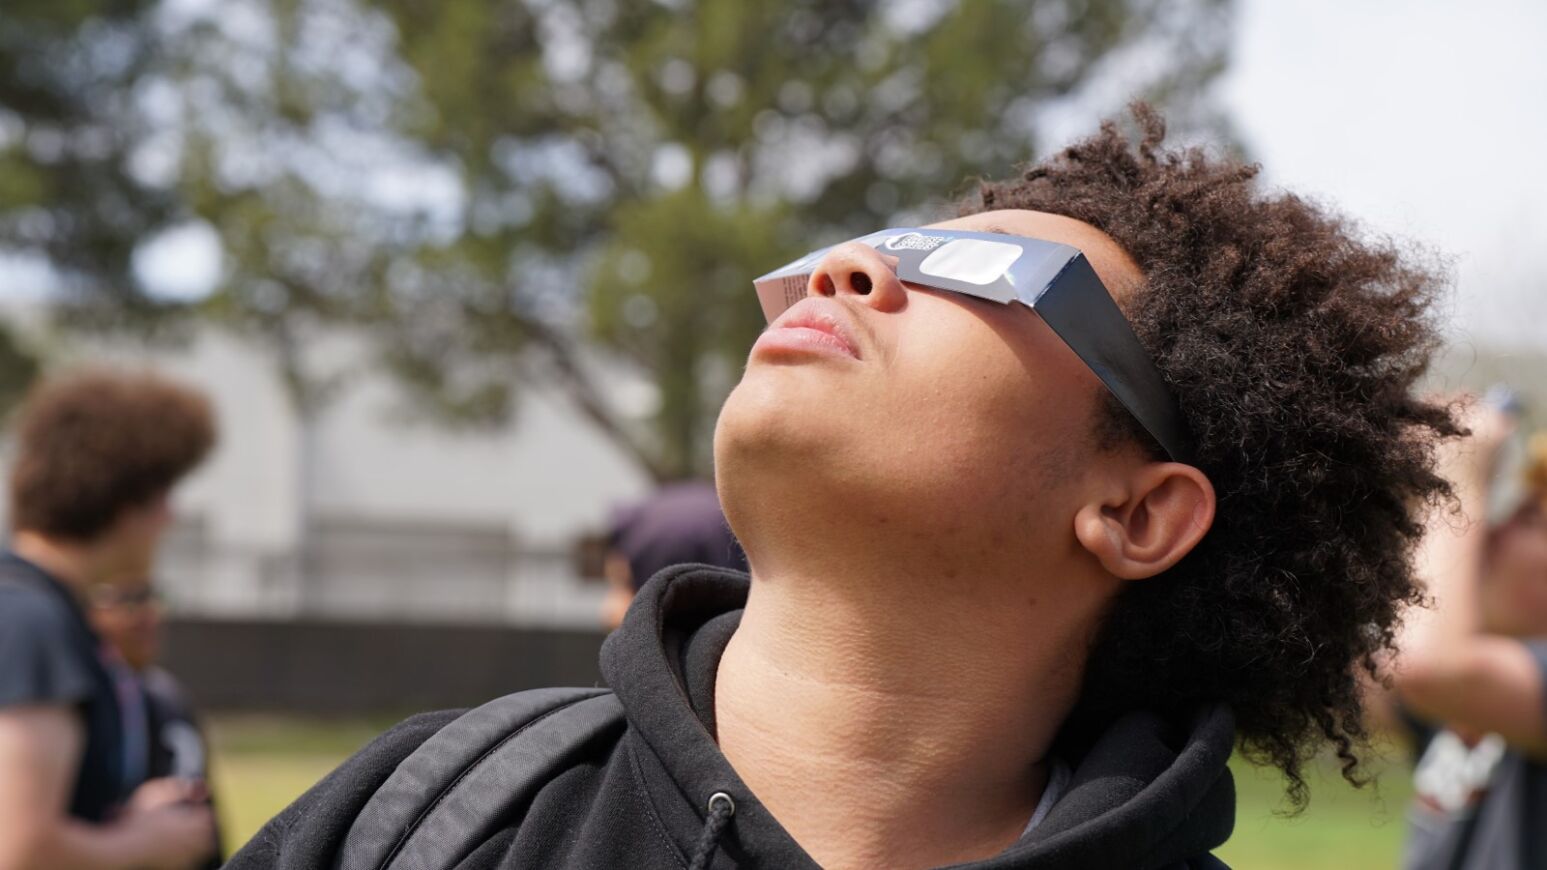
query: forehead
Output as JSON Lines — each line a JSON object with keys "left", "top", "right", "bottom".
{"left": 926, "top": 209, "right": 1143, "bottom": 304}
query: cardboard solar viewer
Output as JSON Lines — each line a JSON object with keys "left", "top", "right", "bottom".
{"left": 753, "top": 227, "right": 1197, "bottom": 466}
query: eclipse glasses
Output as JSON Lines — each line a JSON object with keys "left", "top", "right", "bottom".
{"left": 753, "top": 228, "right": 1197, "bottom": 466}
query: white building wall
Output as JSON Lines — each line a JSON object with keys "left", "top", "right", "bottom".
{"left": 1, "top": 313, "right": 656, "bottom": 628}
{"left": 167, "top": 331, "right": 306, "bottom": 617}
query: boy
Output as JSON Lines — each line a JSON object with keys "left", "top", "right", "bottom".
{"left": 232, "top": 107, "right": 1459, "bottom": 869}
{"left": 0, "top": 370, "right": 218, "bottom": 870}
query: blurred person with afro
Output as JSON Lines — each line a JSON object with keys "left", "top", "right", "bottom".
{"left": 230, "top": 106, "right": 1461, "bottom": 870}
{"left": 0, "top": 369, "right": 218, "bottom": 870}
{"left": 1390, "top": 416, "right": 1547, "bottom": 869}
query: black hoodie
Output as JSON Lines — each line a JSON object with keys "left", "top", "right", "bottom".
{"left": 227, "top": 566, "right": 1237, "bottom": 869}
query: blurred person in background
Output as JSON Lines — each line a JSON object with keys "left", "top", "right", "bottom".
{"left": 0, "top": 369, "right": 218, "bottom": 870}
{"left": 600, "top": 481, "right": 748, "bottom": 630}
{"left": 231, "top": 107, "right": 1462, "bottom": 870}
{"left": 87, "top": 574, "right": 223, "bottom": 867}
{"left": 1392, "top": 409, "right": 1547, "bottom": 870}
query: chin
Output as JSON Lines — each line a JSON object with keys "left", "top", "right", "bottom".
{"left": 713, "top": 375, "right": 881, "bottom": 529}
{"left": 715, "top": 373, "right": 835, "bottom": 466}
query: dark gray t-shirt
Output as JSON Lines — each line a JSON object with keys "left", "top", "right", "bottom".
{"left": 0, "top": 552, "right": 130, "bottom": 822}
{"left": 1402, "top": 642, "right": 1547, "bottom": 870}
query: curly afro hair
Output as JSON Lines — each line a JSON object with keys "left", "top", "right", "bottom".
{"left": 962, "top": 104, "right": 1461, "bottom": 807}
{"left": 9, "top": 368, "right": 216, "bottom": 541}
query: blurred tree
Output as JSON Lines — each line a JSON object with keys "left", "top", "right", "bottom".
{"left": 0, "top": 1, "right": 151, "bottom": 418}
{"left": 0, "top": 320, "right": 40, "bottom": 417}
{"left": 0, "top": 0, "right": 1234, "bottom": 479}
{"left": 375, "top": 0, "right": 1235, "bottom": 476}
{"left": 0, "top": 0, "right": 177, "bottom": 308}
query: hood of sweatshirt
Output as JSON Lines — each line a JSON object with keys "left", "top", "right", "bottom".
{"left": 600, "top": 564, "right": 1236, "bottom": 870}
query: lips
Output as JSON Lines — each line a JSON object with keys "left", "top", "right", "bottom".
{"left": 753, "top": 298, "right": 862, "bottom": 361}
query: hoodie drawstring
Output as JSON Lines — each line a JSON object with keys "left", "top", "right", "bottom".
{"left": 688, "top": 791, "right": 736, "bottom": 870}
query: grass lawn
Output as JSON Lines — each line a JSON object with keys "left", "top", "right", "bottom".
{"left": 209, "top": 716, "right": 1416, "bottom": 867}
{"left": 208, "top": 715, "right": 401, "bottom": 858}
{"left": 1218, "top": 750, "right": 1413, "bottom": 869}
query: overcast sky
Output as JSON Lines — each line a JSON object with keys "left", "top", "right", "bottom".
{"left": 1220, "top": 0, "right": 1547, "bottom": 351}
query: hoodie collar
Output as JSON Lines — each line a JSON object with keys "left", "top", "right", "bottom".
{"left": 603, "top": 564, "right": 818, "bottom": 868}
{"left": 601, "top": 564, "right": 1236, "bottom": 869}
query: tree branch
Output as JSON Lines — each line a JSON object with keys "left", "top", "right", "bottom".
{"left": 518, "top": 312, "right": 669, "bottom": 483}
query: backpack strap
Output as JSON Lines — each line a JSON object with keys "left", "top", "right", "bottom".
{"left": 337, "top": 686, "right": 626, "bottom": 870}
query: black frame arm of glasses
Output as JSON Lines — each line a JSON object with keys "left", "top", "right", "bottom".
{"left": 1035, "top": 254, "right": 1196, "bottom": 465}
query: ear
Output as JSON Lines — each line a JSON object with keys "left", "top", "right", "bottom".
{"left": 123, "top": 492, "right": 173, "bottom": 531}
{"left": 104, "top": 492, "right": 173, "bottom": 548}
{"left": 1073, "top": 463, "right": 1215, "bottom": 580}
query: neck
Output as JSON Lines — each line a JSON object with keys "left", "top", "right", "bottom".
{"left": 714, "top": 535, "right": 1109, "bottom": 870}
{"left": 11, "top": 529, "right": 108, "bottom": 595}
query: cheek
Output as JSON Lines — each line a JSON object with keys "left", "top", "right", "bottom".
{"left": 877, "top": 315, "right": 1101, "bottom": 531}
{"left": 890, "top": 308, "right": 1095, "bottom": 462}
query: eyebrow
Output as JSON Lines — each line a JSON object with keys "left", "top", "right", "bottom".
{"left": 980, "top": 224, "right": 1014, "bottom": 236}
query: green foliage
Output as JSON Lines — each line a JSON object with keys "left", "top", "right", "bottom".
{"left": 0, "top": 319, "right": 40, "bottom": 417}
{"left": 589, "top": 189, "right": 791, "bottom": 473}
{"left": 373, "top": 0, "right": 1235, "bottom": 475}
{"left": 0, "top": 0, "right": 177, "bottom": 294}
{"left": 0, "top": 0, "right": 1234, "bottom": 477}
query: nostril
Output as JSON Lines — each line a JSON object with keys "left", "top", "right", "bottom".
{"left": 814, "top": 274, "right": 836, "bottom": 296}
{"left": 850, "top": 272, "right": 872, "bottom": 295}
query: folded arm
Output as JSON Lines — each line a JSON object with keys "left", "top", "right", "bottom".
{"left": 0, "top": 704, "right": 213, "bottom": 870}
{"left": 1393, "top": 406, "right": 1547, "bottom": 757}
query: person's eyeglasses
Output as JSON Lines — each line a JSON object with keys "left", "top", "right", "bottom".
{"left": 87, "top": 583, "right": 161, "bottom": 610}
{"left": 753, "top": 227, "right": 1198, "bottom": 465}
